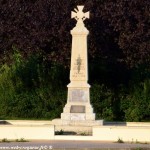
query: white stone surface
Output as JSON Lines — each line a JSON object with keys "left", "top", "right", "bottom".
{"left": 70, "top": 113, "right": 86, "bottom": 120}
{"left": 92, "top": 126, "right": 150, "bottom": 142}
{"left": 0, "top": 121, "right": 150, "bottom": 141}
{"left": 4, "top": 120, "right": 52, "bottom": 125}
{"left": 0, "top": 125, "right": 54, "bottom": 140}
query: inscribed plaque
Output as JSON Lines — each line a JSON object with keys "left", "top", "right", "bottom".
{"left": 70, "top": 105, "right": 85, "bottom": 113}
{"left": 69, "top": 90, "right": 88, "bottom": 102}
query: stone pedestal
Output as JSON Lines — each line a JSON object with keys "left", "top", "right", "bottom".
{"left": 60, "top": 6, "right": 103, "bottom": 125}
{"left": 61, "top": 84, "right": 95, "bottom": 121}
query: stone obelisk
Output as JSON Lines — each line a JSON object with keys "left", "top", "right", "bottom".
{"left": 61, "top": 6, "right": 96, "bottom": 122}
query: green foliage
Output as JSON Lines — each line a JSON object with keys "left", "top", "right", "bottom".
{"left": 79, "top": 132, "right": 90, "bottom": 136}
{"left": 121, "top": 80, "right": 150, "bottom": 122}
{"left": 91, "top": 78, "right": 150, "bottom": 122}
{"left": 1, "top": 138, "right": 9, "bottom": 143}
{"left": 0, "top": 51, "right": 67, "bottom": 120}
{"left": 55, "top": 129, "right": 64, "bottom": 135}
{"left": 91, "top": 84, "right": 114, "bottom": 121}
{"left": 15, "top": 138, "right": 28, "bottom": 142}
{"left": 117, "top": 138, "right": 124, "bottom": 143}
{"left": 91, "top": 81, "right": 126, "bottom": 121}
{"left": 0, "top": 51, "right": 149, "bottom": 121}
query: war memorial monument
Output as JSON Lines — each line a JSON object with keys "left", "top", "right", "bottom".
{"left": 52, "top": 5, "right": 103, "bottom": 126}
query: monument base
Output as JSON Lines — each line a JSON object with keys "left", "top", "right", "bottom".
{"left": 61, "top": 83, "right": 96, "bottom": 122}
{"left": 61, "top": 102, "right": 96, "bottom": 121}
{"left": 59, "top": 101, "right": 103, "bottom": 127}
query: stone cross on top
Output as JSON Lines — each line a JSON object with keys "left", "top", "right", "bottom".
{"left": 71, "top": 6, "right": 89, "bottom": 25}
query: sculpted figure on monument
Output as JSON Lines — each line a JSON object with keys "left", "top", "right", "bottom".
{"left": 77, "top": 55, "right": 82, "bottom": 73}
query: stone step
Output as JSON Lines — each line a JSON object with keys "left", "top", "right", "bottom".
{"left": 51, "top": 119, "right": 103, "bottom": 126}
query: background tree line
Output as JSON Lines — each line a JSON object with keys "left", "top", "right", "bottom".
{"left": 0, "top": 0, "right": 149, "bottom": 121}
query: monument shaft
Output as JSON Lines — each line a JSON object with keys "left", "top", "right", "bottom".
{"left": 70, "top": 30, "right": 88, "bottom": 84}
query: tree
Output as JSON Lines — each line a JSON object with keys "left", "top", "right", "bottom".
{"left": 0, "top": 0, "right": 149, "bottom": 67}
{"left": 0, "top": 0, "right": 72, "bottom": 65}
{"left": 92, "top": 0, "right": 150, "bottom": 67}
{"left": 0, "top": 0, "right": 150, "bottom": 121}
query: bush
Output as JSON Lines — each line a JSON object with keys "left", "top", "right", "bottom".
{"left": 0, "top": 50, "right": 149, "bottom": 121}
{"left": 91, "top": 83, "right": 115, "bottom": 121}
{"left": 121, "top": 80, "right": 150, "bottom": 122}
{"left": 0, "top": 51, "right": 67, "bottom": 119}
